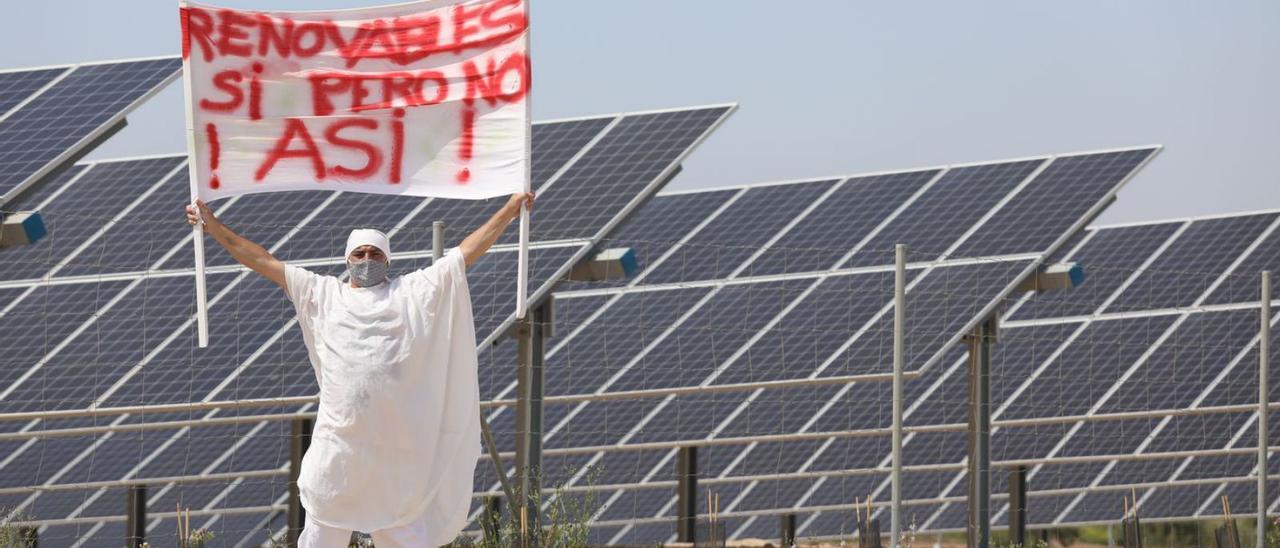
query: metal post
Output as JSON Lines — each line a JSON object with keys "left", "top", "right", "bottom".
{"left": 432, "top": 221, "right": 445, "bottom": 261}
{"left": 125, "top": 484, "right": 145, "bottom": 548}
{"left": 966, "top": 315, "right": 996, "bottom": 548}
{"left": 891, "top": 244, "right": 906, "bottom": 548}
{"left": 516, "top": 299, "right": 551, "bottom": 546}
{"left": 780, "top": 513, "right": 797, "bottom": 547}
{"left": 676, "top": 446, "right": 698, "bottom": 543}
{"left": 1261, "top": 270, "right": 1272, "bottom": 548}
{"left": 287, "top": 417, "right": 312, "bottom": 547}
{"left": 1009, "top": 465, "right": 1027, "bottom": 546}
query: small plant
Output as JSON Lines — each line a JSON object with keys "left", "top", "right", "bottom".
{"left": 262, "top": 525, "right": 287, "bottom": 548}
{"left": 175, "top": 505, "right": 214, "bottom": 548}
{"left": 1267, "top": 516, "right": 1280, "bottom": 548}
{"left": 995, "top": 540, "right": 1049, "bottom": 548}
{"left": 450, "top": 463, "right": 603, "bottom": 547}
{"left": 0, "top": 508, "right": 37, "bottom": 548}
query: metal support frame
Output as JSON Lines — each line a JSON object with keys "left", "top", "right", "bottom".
{"left": 1260, "top": 270, "right": 1271, "bottom": 548}
{"left": 287, "top": 417, "right": 312, "bottom": 547}
{"left": 966, "top": 315, "right": 997, "bottom": 548}
{"left": 515, "top": 298, "right": 552, "bottom": 545}
{"left": 126, "top": 484, "right": 145, "bottom": 548}
{"left": 1008, "top": 465, "right": 1028, "bottom": 546}
{"left": 780, "top": 513, "right": 797, "bottom": 547}
{"left": 676, "top": 446, "right": 698, "bottom": 543}
{"left": 891, "top": 244, "right": 905, "bottom": 548}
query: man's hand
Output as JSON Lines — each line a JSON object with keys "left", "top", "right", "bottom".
{"left": 501, "top": 192, "right": 535, "bottom": 221}
{"left": 186, "top": 199, "right": 220, "bottom": 231}
{"left": 460, "top": 191, "right": 536, "bottom": 267}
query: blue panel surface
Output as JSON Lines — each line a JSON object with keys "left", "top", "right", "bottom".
{"left": 595, "top": 190, "right": 738, "bottom": 284}
{"left": 1107, "top": 213, "right": 1276, "bottom": 312}
{"left": 1010, "top": 222, "right": 1182, "bottom": 320}
{"left": 0, "top": 58, "right": 180, "bottom": 202}
{"left": 641, "top": 179, "right": 837, "bottom": 284}
{"left": 956, "top": 148, "right": 1157, "bottom": 257}
{"left": 525, "top": 107, "right": 731, "bottom": 243}
{"left": 0, "top": 67, "right": 70, "bottom": 115}
{"left": 1206, "top": 224, "right": 1280, "bottom": 305}
{"left": 744, "top": 169, "right": 939, "bottom": 277}
{"left": 0, "top": 157, "right": 183, "bottom": 280}
{"left": 846, "top": 159, "right": 1044, "bottom": 267}
{"left": 995, "top": 315, "right": 1177, "bottom": 422}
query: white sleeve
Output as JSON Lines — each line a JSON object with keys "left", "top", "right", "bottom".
{"left": 284, "top": 264, "right": 323, "bottom": 314}
{"left": 405, "top": 247, "right": 468, "bottom": 294}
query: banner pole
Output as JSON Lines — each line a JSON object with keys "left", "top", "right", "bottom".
{"left": 179, "top": 0, "right": 210, "bottom": 348}
{"left": 516, "top": 0, "right": 532, "bottom": 320}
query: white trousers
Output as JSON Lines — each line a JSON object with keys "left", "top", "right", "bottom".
{"left": 298, "top": 515, "right": 430, "bottom": 548}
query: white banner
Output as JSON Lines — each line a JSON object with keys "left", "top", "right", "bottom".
{"left": 181, "top": 0, "right": 529, "bottom": 201}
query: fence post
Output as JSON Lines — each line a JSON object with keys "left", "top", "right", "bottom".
{"left": 1009, "top": 465, "right": 1027, "bottom": 546}
{"left": 432, "top": 221, "right": 445, "bottom": 261}
{"left": 891, "top": 244, "right": 906, "bottom": 548}
{"left": 126, "top": 484, "right": 145, "bottom": 548}
{"left": 780, "top": 513, "right": 797, "bottom": 546}
{"left": 1260, "top": 270, "right": 1271, "bottom": 548}
{"left": 676, "top": 446, "right": 698, "bottom": 543}
{"left": 966, "top": 315, "right": 997, "bottom": 548}
{"left": 516, "top": 297, "right": 552, "bottom": 546}
{"left": 287, "top": 417, "right": 313, "bottom": 547}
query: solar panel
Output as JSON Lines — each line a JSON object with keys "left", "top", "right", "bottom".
{"left": 0, "top": 67, "right": 69, "bottom": 115}
{"left": 451, "top": 146, "right": 1158, "bottom": 545}
{"left": 640, "top": 179, "right": 839, "bottom": 284}
{"left": 742, "top": 169, "right": 940, "bottom": 277}
{"left": 903, "top": 209, "right": 1280, "bottom": 533}
{"left": 0, "top": 57, "right": 180, "bottom": 206}
{"left": 0, "top": 103, "right": 735, "bottom": 544}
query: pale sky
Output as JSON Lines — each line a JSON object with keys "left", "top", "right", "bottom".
{"left": 3, "top": 0, "right": 1277, "bottom": 224}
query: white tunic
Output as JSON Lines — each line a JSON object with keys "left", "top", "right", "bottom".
{"left": 284, "top": 247, "right": 481, "bottom": 542}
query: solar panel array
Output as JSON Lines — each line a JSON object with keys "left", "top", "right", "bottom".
{"left": 533, "top": 202, "right": 1279, "bottom": 543}
{"left": 0, "top": 54, "right": 1269, "bottom": 548}
{"left": 912, "top": 209, "right": 1280, "bottom": 532}
{"left": 0, "top": 94, "right": 734, "bottom": 544}
{"left": 0, "top": 56, "right": 180, "bottom": 206}
{"left": 454, "top": 146, "right": 1160, "bottom": 545}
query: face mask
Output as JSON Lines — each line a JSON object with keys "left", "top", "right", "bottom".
{"left": 347, "top": 259, "right": 389, "bottom": 287}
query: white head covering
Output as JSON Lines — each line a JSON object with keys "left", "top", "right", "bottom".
{"left": 345, "top": 228, "right": 391, "bottom": 262}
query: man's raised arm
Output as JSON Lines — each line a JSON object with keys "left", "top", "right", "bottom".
{"left": 459, "top": 192, "right": 535, "bottom": 267}
{"left": 186, "top": 199, "right": 287, "bottom": 289}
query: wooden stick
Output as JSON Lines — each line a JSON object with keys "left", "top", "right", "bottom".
{"left": 716, "top": 492, "right": 721, "bottom": 540}
{"left": 1131, "top": 487, "right": 1140, "bottom": 519}
{"left": 521, "top": 504, "right": 528, "bottom": 548}
{"left": 855, "top": 496, "right": 862, "bottom": 535}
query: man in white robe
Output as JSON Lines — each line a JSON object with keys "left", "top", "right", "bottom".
{"left": 187, "top": 192, "right": 533, "bottom": 547}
